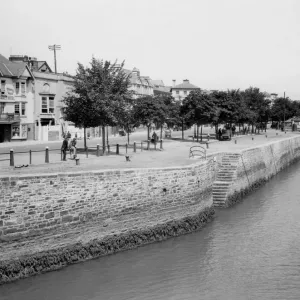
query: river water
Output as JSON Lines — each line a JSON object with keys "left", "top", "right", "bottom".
{"left": 2, "top": 161, "right": 300, "bottom": 300}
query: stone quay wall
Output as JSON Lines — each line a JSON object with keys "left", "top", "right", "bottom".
{"left": 227, "top": 135, "right": 300, "bottom": 204}
{"left": 0, "top": 158, "right": 217, "bottom": 239}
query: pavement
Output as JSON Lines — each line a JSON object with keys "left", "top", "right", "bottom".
{"left": 0, "top": 128, "right": 298, "bottom": 176}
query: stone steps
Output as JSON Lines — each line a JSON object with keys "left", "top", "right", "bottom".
{"left": 212, "top": 153, "right": 240, "bottom": 207}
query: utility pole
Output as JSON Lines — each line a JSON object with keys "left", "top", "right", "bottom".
{"left": 283, "top": 91, "right": 286, "bottom": 131}
{"left": 48, "top": 44, "right": 61, "bottom": 73}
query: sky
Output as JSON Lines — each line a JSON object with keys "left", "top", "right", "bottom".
{"left": 1, "top": 0, "right": 300, "bottom": 99}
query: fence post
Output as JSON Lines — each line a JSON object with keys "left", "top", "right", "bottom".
{"left": 147, "top": 140, "right": 150, "bottom": 150}
{"left": 29, "top": 150, "right": 32, "bottom": 164}
{"left": 116, "top": 144, "right": 119, "bottom": 155}
{"left": 133, "top": 141, "right": 136, "bottom": 153}
{"left": 160, "top": 139, "right": 163, "bottom": 149}
{"left": 86, "top": 147, "right": 89, "bottom": 158}
{"left": 10, "top": 149, "right": 14, "bottom": 167}
{"left": 45, "top": 147, "right": 49, "bottom": 163}
{"left": 96, "top": 144, "right": 100, "bottom": 157}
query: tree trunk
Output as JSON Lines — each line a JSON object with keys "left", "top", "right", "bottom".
{"left": 181, "top": 120, "right": 184, "bottom": 140}
{"left": 102, "top": 126, "right": 106, "bottom": 154}
{"left": 200, "top": 125, "right": 203, "bottom": 142}
{"left": 194, "top": 124, "right": 196, "bottom": 137}
{"left": 197, "top": 125, "right": 199, "bottom": 142}
{"left": 106, "top": 126, "right": 109, "bottom": 145}
{"left": 160, "top": 125, "right": 163, "bottom": 139}
{"left": 147, "top": 125, "right": 150, "bottom": 140}
{"left": 84, "top": 127, "right": 87, "bottom": 149}
{"left": 127, "top": 131, "right": 130, "bottom": 144}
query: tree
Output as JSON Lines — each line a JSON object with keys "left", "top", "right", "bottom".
{"left": 270, "top": 97, "right": 294, "bottom": 123}
{"left": 62, "top": 58, "right": 131, "bottom": 150}
{"left": 181, "top": 90, "right": 216, "bottom": 141}
{"left": 133, "top": 95, "right": 168, "bottom": 140}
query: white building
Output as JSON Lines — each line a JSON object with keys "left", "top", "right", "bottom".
{"left": 171, "top": 79, "right": 200, "bottom": 101}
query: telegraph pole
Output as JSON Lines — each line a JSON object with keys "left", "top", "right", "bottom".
{"left": 48, "top": 44, "right": 61, "bottom": 73}
{"left": 283, "top": 91, "right": 286, "bottom": 131}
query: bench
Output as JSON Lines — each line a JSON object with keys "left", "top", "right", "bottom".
{"left": 189, "top": 146, "right": 206, "bottom": 159}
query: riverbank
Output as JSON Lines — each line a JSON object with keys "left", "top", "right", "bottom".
{"left": 1, "top": 130, "right": 300, "bottom": 285}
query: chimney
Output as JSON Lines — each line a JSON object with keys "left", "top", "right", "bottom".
{"left": 183, "top": 79, "right": 189, "bottom": 84}
{"left": 172, "top": 79, "right": 176, "bottom": 87}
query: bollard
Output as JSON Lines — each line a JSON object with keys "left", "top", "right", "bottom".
{"left": 116, "top": 144, "right": 119, "bottom": 155}
{"left": 160, "top": 139, "right": 163, "bottom": 149}
{"left": 133, "top": 142, "right": 136, "bottom": 153}
{"left": 29, "top": 150, "right": 32, "bottom": 164}
{"left": 45, "top": 147, "right": 49, "bottom": 163}
{"left": 126, "top": 144, "right": 128, "bottom": 154}
{"left": 252, "top": 137, "right": 254, "bottom": 140}
{"left": 96, "top": 144, "right": 100, "bottom": 157}
{"left": 266, "top": 135, "right": 267, "bottom": 138}
{"left": 206, "top": 142, "right": 209, "bottom": 149}
{"left": 147, "top": 140, "right": 150, "bottom": 150}
{"left": 10, "top": 149, "right": 14, "bottom": 167}
{"left": 86, "top": 147, "right": 89, "bottom": 158}
{"left": 107, "top": 144, "right": 110, "bottom": 154}
{"left": 235, "top": 139, "right": 237, "bottom": 144}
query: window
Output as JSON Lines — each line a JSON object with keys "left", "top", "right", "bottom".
{"left": 15, "top": 103, "right": 20, "bottom": 114}
{"left": 1, "top": 80, "right": 5, "bottom": 95}
{"left": 15, "top": 82, "right": 20, "bottom": 94}
{"left": 12, "top": 125, "right": 20, "bottom": 137}
{"left": 43, "top": 83, "right": 50, "bottom": 93}
{"left": 41, "top": 96, "right": 55, "bottom": 113}
{"left": 176, "top": 91, "right": 179, "bottom": 94}
{"left": 0, "top": 103, "right": 5, "bottom": 113}
{"left": 21, "top": 103, "right": 26, "bottom": 115}
{"left": 21, "top": 82, "right": 26, "bottom": 94}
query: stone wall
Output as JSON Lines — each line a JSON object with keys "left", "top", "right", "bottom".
{"left": 0, "top": 158, "right": 217, "bottom": 238}
{"left": 227, "top": 136, "right": 300, "bottom": 202}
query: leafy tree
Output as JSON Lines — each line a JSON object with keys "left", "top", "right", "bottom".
{"left": 270, "top": 97, "right": 294, "bottom": 123}
{"left": 133, "top": 95, "right": 168, "bottom": 140}
{"left": 62, "top": 58, "right": 131, "bottom": 149}
{"left": 181, "top": 90, "right": 216, "bottom": 141}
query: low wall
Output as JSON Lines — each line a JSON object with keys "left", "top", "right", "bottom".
{"left": 227, "top": 135, "right": 300, "bottom": 204}
{"left": 0, "top": 158, "right": 216, "bottom": 239}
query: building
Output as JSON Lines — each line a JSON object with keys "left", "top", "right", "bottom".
{"left": 151, "top": 79, "right": 171, "bottom": 96}
{"left": 171, "top": 79, "right": 200, "bottom": 101}
{"left": 123, "top": 67, "right": 154, "bottom": 98}
{"left": 9, "top": 55, "right": 52, "bottom": 73}
{"left": 0, "top": 54, "right": 35, "bottom": 143}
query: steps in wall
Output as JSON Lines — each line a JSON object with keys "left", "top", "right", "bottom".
{"left": 213, "top": 153, "right": 240, "bottom": 207}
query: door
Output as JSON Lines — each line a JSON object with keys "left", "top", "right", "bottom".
{"left": 0, "top": 124, "right": 11, "bottom": 143}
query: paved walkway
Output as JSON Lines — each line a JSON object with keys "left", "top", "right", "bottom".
{"left": 0, "top": 129, "right": 297, "bottom": 176}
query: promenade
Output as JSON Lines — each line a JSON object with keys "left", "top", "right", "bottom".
{"left": 0, "top": 128, "right": 297, "bottom": 176}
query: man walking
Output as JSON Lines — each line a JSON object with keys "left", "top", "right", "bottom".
{"left": 61, "top": 137, "right": 69, "bottom": 161}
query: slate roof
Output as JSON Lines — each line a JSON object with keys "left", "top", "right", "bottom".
{"left": 0, "top": 54, "right": 29, "bottom": 78}
{"left": 172, "top": 81, "right": 200, "bottom": 89}
{"left": 151, "top": 79, "right": 164, "bottom": 87}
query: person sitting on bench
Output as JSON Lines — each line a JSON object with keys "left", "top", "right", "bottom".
{"left": 151, "top": 131, "right": 158, "bottom": 143}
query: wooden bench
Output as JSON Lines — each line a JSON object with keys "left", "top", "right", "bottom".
{"left": 189, "top": 146, "right": 206, "bottom": 159}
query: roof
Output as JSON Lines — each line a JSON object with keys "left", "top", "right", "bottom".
{"left": 153, "top": 86, "right": 171, "bottom": 94}
{"left": 151, "top": 79, "right": 164, "bottom": 87}
{"left": 172, "top": 82, "right": 200, "bottom": 89}
{"left": 0, "top": 54, "right": 31, "bottom": 78}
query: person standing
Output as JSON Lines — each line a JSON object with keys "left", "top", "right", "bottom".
{"left": 61, "top": 137, "right": 69, "bottom": 161}
{"left": 70, "top": 137, "right": 77, "bottom": 159}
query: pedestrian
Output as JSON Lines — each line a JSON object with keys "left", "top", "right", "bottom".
{"left": 67, "top": 131, "right": 71, "bottom": 139}
{"left": 151, "top": 131, "right": 158, "bottom": 143}
{"left": 70, "top": 137, "right": 77, "bottom": 159}
{"left": 61, "top": 137, "right": 69, "bottom": 161}
{"left": 218, "top": 128, "right": 222, "bottom": 140}
{"left": 232, "top": 125, "right": 236, "bottom": 136}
